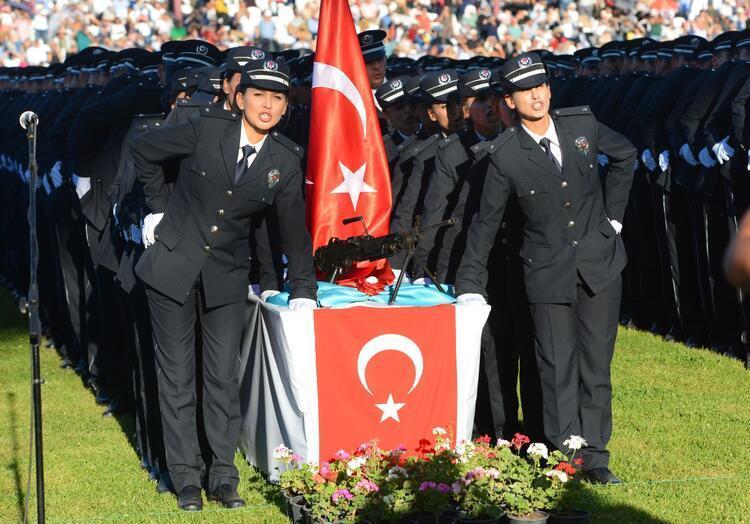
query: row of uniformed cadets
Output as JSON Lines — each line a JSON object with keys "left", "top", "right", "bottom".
{"left": 0, "top": 27, "right": 747, "bottom": 507}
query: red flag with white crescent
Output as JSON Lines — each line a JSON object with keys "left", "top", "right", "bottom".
{"left": 306, "top": 0, "right": 393, "bottom": 293}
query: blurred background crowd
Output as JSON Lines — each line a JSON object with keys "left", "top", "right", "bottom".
{"left": 1, "top": 0, "right": 748, "bottom": 67}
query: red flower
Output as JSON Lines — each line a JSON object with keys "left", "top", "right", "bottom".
{"left": 415, "top": 438, "right": 435, "bottom": 455}
{"left": 573, "top": 457, "right": 584, "bottom": 466}
{"left": 555, "top": 462, "right": 578, "bottom": 476}
{"left": 511, "top": 433, "right": 530, "bottom": 450}
{"left": 475, "top": 435, "right": 492, "bottom": 445}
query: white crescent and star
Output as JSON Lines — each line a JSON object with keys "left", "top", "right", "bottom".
{"left": 311, "top": 61, "right": 378, "bottom": 209}
{"left": 356, "top": 334, "right": 424, "bottom": 423}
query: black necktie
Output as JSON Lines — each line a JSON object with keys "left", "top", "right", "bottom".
{"left": 234, "top": 144, "right": 256, "bottom": 185}
{"left": 539, "top": 137, "right": 562, "bottom": 173}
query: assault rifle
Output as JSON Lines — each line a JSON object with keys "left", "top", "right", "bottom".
{"left": 314, "top": 216, "right": 458, "bottom": 304}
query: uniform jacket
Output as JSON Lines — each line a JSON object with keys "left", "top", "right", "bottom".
{"left": 132, "top": 107, "right": 317, "bottom": 307}
{"left": 456, "top": 106, "right": 637, "bottom": 303}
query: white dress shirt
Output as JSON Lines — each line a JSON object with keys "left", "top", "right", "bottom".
{"left": 237, "top": 123, "right": 268, "bottom": 170}
{"left": 521, "top": 120, "right": 563, "bottom": 167}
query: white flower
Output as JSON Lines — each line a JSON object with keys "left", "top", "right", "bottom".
{"left": 383, "top": 494, "right": 395, "bottom": 506}
{"left": 386, "top": 466, "right": 408, "bottom": 481}
{"left": 273, "top": 444, "right": 292, "bottom": 461}
{"left": 527, "top": 442, "right": 549, "bottom": 459}
{"left": 496, "top": 439, "right": 511, "bottom": 448}
{"left": 546, "top": 470, "right": 569, "bottom": 483}
{"left": 346, "top": 456, "right": 367, "bottom": 475}
{"left": 563, "top": 436, "right": 588, "bottom": 451}
{"left": 486, "top": 467, "right": 500, "bottom": 479}
{"left": 432, "top": 426, "right": 448, "bottom": 436}
{"left": 455, "top": 439, "right": 476, "bottom": 460}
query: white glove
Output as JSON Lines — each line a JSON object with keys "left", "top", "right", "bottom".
{"left": 456, "top": 293, "right": 487, "bottom": 305}
{"left": 641, "top": 149, "right": 657, "bottom": 172}
{"left": 413, "top": 277, "right": 433, "bottom": 286}
{"left": 679, "top": 143, "right": 699, "bottom": 166}
{"left": 597, "top": 154, "right": 609, "bottom": 167}
{"left": 260, "top": 290, "right": 281, "bottom": 301}
{"left": 75, "top": 176, "right": 91, "bottom": 199}
{"left": 608, "top": 218, "right": 623, "bottom": 234}
{"left": 50, "top": 161, "right": 63, "bottom": 187}
{"left": 288, "top": 298, "right": 318, "bottom": 310}
{"left": 42, "top": 175, "right": 52, "bottom": 194}
{"left": 711, "top": 136, "right": 735, "bottom": 164}
{"left": 658, "top": 150, "right": 669, "bottom": 172}
{"left": 698, "top": 147, "right": 717, "bottom": 168}
{"left": 142, "top": 212, "right": 164, "bottom": 248}
{"left": 128, "top": 224, "right": 142, "bottom": 245}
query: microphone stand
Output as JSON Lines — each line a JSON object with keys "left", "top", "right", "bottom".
{"left": 24, "top": 115, "right": 46, "bottom": 524}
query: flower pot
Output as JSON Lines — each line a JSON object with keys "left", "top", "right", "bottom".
{"left": 507, "top": 511, "right": 549, "bottom": 524}
{"left": 547, "top": 509, "right": 591, "bottom": 524}
{"left": 282, "top": 493, "right": 308, "bottom": 524}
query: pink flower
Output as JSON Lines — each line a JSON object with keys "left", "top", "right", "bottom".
{"left": 356, "top": 478, "right": 379, "bottom": 493}
{"left": 419, "top": 481, "right": 437, "bottom": 491}
{"left": 437, "top": 483, "right": 451, "bottom": 493}
{"left": 451, "top": 481, "right": 463, "bottom": 494}
{"left": 332, "top": 489, "right": 354, "bottom": 503}
{"left": 291, "top": 454, "right": 303, "bottom": 463}
{"left": 334, "top": 449, "right": 350, "bottom": 460}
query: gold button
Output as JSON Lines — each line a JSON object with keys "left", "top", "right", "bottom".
{"left": 530, "top": 190, "right": 535, "bottom": 195}
{"left": 571, "top": 240, "right": 578, "bottom": 247}
{"left": 561, "top": 181, "right": 568, "bottom": 188}
{"left": 200, "top": 171, "right": 206, "bottom": 176}
{"left": 226, "top": 190, "right": 233, "bottom": 197}
{"left": 563, "top": 202, "right": 571, "bottom": 208}
{"left": 210, "top": 226, "right": 218, "bottom": 233}
{"left": 154, "top": 234, "right": 159, "bottom": 240}
{"left": 203, "top": 245, "right": 210, "bottom": 253}
{"left": 217, "top": 209, "right": 225, "bottom": 216}
{"left": 568, "top": 221, "right": 575, "bottom": 228}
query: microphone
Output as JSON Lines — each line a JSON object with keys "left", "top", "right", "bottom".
{"left": 19, "top": 111, "right": 39, "bottom": 130}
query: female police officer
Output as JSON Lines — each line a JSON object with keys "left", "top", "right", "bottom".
{"left": 131, "top": 58, "right": 317, "bottom": 511}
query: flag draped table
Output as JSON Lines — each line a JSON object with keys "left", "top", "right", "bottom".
{"left": 237, "top": 297, "right": 490, "bottom": 480}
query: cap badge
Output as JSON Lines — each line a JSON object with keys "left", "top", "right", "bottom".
{"left": 267, "top": 169, "right": 281, "bottom": 188}
{"left": 479, "top": 68, "right": 491, "bottom": 80}
{"left": 518, "top": 56, "right": 532, "bottom": 67}
{"left": 574, "top": 136, "right": 590, "bottom": 155}
{"left": 390, "top": 79, "right": 402, "bottom": 89}
{"left": 691, "top": 37, "right": 700, "bottom": 47}
{"left": 438, "top": 73, "right": 451, "bottom": 85}
{"left": 251, "top": 49, "right": 265, "bottom": 59}
{"left": 196, "top": 44, "right": 208, "bottom": 55}
{"left": 362, "top": 33, "right": 374, "bottom": 44}
{"left": 263, "top": 60, "right": 278, "bottom": 71}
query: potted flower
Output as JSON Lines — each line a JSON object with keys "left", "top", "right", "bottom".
{"left": 274, "top": 445, "right": 314, "bottom": 523}
{"left": 500, "top": 434, "right": 552, "bottom": 523}
{"left": 545, "top": 437, "right": 590, "bottom": 524}
{"left": 410, "top": 429, "right": 463, "bottom": 522}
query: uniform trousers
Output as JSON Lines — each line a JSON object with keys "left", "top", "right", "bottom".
{"left": 146, "top": 277, "right": 244, "bottom": 494}
{"left": 529, "top": 275, "right": 621, "bottom": 470}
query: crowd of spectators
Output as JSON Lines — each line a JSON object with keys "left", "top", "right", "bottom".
{"left": 1, "top": 0, "right": 748, "bottom": 67}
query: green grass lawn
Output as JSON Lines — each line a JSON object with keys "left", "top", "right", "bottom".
{"left": 1, "top": 291, "right": 749, "bottom": 523}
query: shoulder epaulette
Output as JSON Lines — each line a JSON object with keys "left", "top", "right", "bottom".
{"left": 396, "top": 134, "right": 418, "bottom": 153}
{"left": 177, "top": 98, "right": 201, "bottom": 108}
{"left": 271, "top": 131, "right": 305, "bottom": 158}
{"left": 134, "top": 112, "right": 165, "bottom": 120}
{"left": 438, "top": 132, "right": 461, "bottom": 149}
{"left": 198, "top": 105, "right": 239, "bottom": 120}
{"left": 470, "top": 127, "right": 515, "bottom": 155}
{"left": 411, "top": 133, "right": 441, "bottom": 158}
{"left": 552, "top": 106, "right": 593, "bottom": 118}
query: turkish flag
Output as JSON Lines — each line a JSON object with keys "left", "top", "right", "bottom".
{"left": 306, "top": 0, "right": 393, "bottom": 292}
{"left": 314, "top": 305, "right": 457, "bottom": 460}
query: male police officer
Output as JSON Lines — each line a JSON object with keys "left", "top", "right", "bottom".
{"left": 456, "top": 53, "right": 636, "bottom": 484}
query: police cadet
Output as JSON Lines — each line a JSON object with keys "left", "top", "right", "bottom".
{"left": 375, "top": 75, "right": 421, "bottom": 174}
{"left": 131, "top": 57, "right": 317, "bottom": 511}
{"left": 456, "top": 52, "right": 637, "bottom": 484}
{"left": 389, "top": 69, "right": 464, "bottom": 272}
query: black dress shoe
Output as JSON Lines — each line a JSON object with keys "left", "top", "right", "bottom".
{"left": 208, "top": 484, "right": 246, "bottom": 508}
{"left": 102, "top": 399, "right": 127, "bottom": 417}
{"left": 95, "top": 391, "right": 110, "bottom": 405}
{"left": 178, "top": 486, "right": 203, "bottom": 511}
{"left": 584, "top": 467, "right": 622, "bottom": 485}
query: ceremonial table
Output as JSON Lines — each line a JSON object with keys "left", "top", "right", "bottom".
{"left": 237, "top": 295, "right": 490, "bottom": 480}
